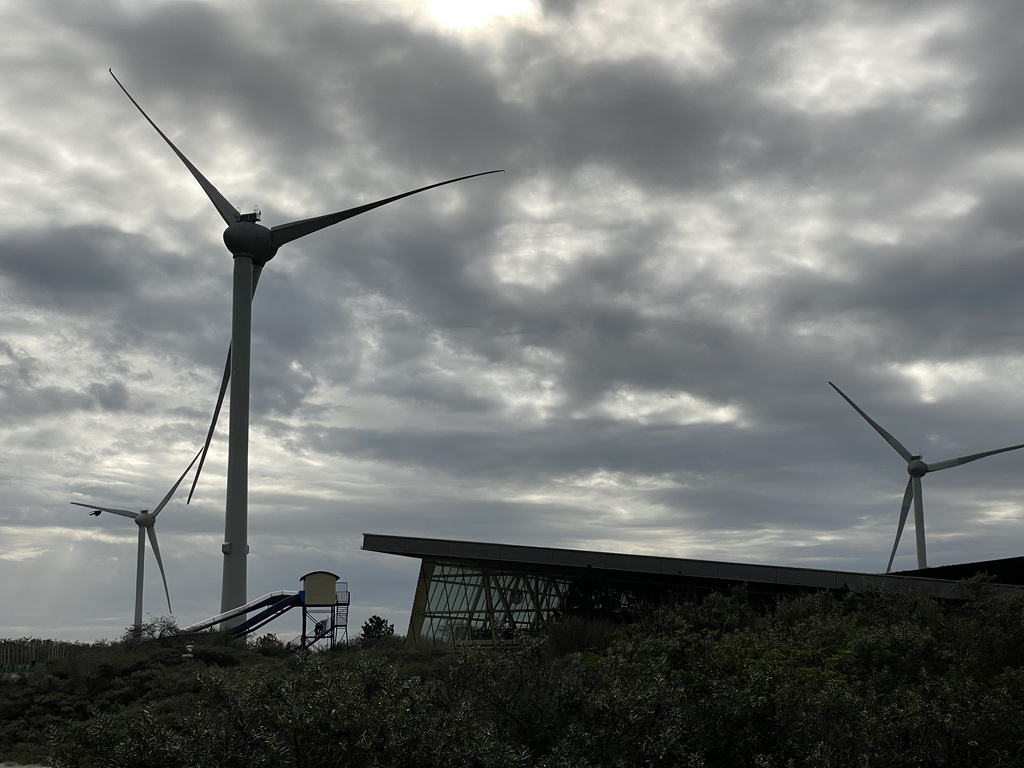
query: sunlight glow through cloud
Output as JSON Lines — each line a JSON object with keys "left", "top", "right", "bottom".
{"left": 0, "top": 547, "right": 50, "bottom": 562}
{"left": 427, "top": 0, "right": 534, "bottom": 28}
{"left": 767, "top": 8, "right": 968, "bottom": 118}
{"left": 584, "top": 388, "right": 743, "bottom": 426}
{"left": 895, "top": 359, "right": 989, "bottom": 403}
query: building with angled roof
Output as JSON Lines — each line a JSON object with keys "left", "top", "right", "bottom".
{"left": 362, "top": 533, "right": 1019, "bottom": 647}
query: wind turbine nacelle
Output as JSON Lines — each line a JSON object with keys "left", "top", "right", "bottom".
{"left": 907, "top": 458, "right": 929, "bottom": 477}
{"left": 223, "top": 222, "right": 279, "bottom": 265}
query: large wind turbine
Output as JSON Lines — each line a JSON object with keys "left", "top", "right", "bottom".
{"left": 110, "top": 70, "right": 502, "bottom": 624}
{"left": 829, "top": 382, "right": 1024, "bottom": 572}
{"left": 71, "top": 450, "right": 201, "bottom": 630}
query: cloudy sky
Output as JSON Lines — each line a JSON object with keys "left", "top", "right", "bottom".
{"left": 4, "top": 0, "right": 1024, "bottom": 642}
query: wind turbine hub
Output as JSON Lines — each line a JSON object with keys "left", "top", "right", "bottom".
{"left": 134, "top": 513, "right": 156, "bottom": 528}
{"left": 907, "top": 457, "right": 929, "bottom": 477}
{"left": 223, "top": 221, "right": 278, "bottom": 265}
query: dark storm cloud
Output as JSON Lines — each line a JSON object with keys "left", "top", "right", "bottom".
{"left": 534, "top": 59, "right": 748, "bottom": 187}
{"left": 87, "top": 0, "right": 523, "bottom": 193}
{"left": 767, "top": 206, "right": 1024, "bottom": 365}
{"left": 1, "top": 225, "right": 228, "bottom": 366}
{"left": 2, "top": 226, "right": 142, "bottom": 297}
{"left": 344, "top": 27, "right": 525, "bottom": 171}
{"left": 304, "top": 417, "right": 739, "bottom": 484}
{"left": 90, "top": 2, "right": 334, "bottom": 152}
{"left": 87, "top": 381, "right": 130, "bottom": 411}
{"left": 536, "top": 0, "right": 583, "bottom": 18}
{"left": 249, "top": 359, "right": 318, "bottom": 418}
{"left": 948, "top": 1, "right": 1024, "bottom": 140}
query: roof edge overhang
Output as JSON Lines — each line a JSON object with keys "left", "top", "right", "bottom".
{"left": 362, "top": 532, "right": 1024, "bottom": 600}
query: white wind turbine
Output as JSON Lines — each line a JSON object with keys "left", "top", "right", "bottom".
{"left": 71, "top": 450, "right": 201, "bottom": 631}
{"left": 109, "top": 70, "right": 502, "bottom": 625}
{"left": 829, "top": 382, "right": 1024, "bottom": 572}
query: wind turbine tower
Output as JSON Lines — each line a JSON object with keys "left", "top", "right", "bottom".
{"left": 829, "top": 382, "right": 1024, "bottom": 572}
{"left": 110, "top": 71, "right": 502, "bottom": 625}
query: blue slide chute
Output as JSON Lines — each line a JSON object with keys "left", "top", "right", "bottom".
{"left": 181, "top": 590, "right": 304, "bottom": 636}
{"left": 229, "top": 592, "right": 302, "bottom": 636}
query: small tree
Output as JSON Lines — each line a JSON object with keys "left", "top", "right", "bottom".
{"left": 250, "top": 633, "right": 285, "bottom": 655}
{"left": 121, "top": 615, "right": 179, "bottom": 646}
{"left": 360, "top": 615, "right": 395, "bottom": 645}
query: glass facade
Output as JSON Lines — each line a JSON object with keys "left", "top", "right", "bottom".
{"left": 409, "top": 558, "right": 577, "bottom": 647}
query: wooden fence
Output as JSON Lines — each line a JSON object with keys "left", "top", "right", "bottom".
{"left": 0, "top": 638, "right": 80, "bottom": 670}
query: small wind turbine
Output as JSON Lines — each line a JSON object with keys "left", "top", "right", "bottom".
{"left": 829, "top": 382, "right": 1024, "bottom": 572}
{"left": 72, "top": 450, "right": 201, "bottom": 631}
{"left": 109, "top": 70, "right": 503, "bottom": 624}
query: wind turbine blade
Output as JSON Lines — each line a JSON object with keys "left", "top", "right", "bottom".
{"left": 269, "top": 170, "right": 504, "bottom": 248}
{"left": 886, "top": 477, "right": 914, "bottom": 573}
{"left": 927, "top": 443, "right": 1024, "bottom": 472}
{"left": 147, "top": 527, "right": 173, "bottom": 615}
{"left": 109, "top": 70, "right": 240, "bottom": 226}
{"left": 829, "top": 382, "right": 913, "bottom": 462}
{"left": 187, "top": 264, "right": 264, "bottom": 504}
{"left": 188, "top": 346, "right": 230, "bottom": 504}
{"left": 71, "top": 502, "right": 139, "bottom": 520}
{"left": 151, "top": 448, "right": 203, "bottom": 517}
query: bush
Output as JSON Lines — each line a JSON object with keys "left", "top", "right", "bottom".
{"left": 19, "top": 586, "right": 1024, "bottom": 766}
{"left": 360, "top": 615, "right": 395, "bottom": 640}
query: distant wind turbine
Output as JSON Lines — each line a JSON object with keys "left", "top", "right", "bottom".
{"left": 829, "top": 381, "right": 1024, "bottom": 572}
{"left": 71, "top": 450, "right": 201, "bottom": 631}
{"left": 110, "top": 70, "right": 503, "bottom": 625}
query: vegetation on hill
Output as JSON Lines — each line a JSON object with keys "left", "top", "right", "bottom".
{"left": 4, "top": 583, "right": 1024, "bottom": 766}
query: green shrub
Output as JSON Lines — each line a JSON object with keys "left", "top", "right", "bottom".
{"left": 9, "top": 586, "right": 1024, "bottom": 766}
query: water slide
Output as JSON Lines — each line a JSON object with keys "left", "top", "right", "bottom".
{"left": 181, "top": 590, "right": 303, "bottom": 637}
